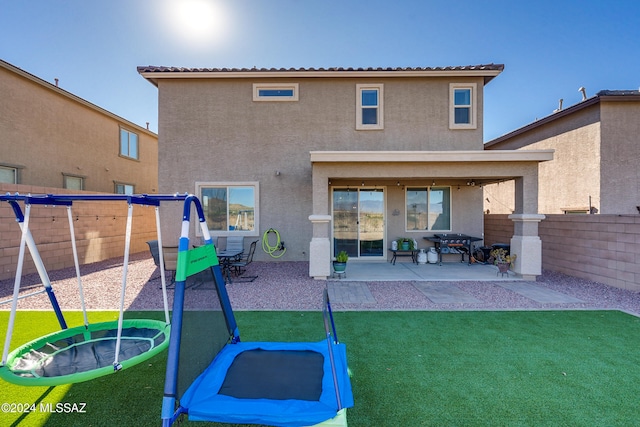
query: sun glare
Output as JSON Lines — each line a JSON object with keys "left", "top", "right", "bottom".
{"left": 167, "top": 0, "right": 228, "bottom": 47}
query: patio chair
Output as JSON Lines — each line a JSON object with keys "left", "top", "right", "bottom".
{"left": 146, "top": 240, "right": 178, "bottom": 286}
{"left": 230, "top": 240, "right": 258, "bottom": 282}
{"left": 225, "top": 236, "right": 245, "bottom": 260}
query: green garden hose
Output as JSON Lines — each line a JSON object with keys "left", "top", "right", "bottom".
{"left": 262, "top": 228, "right": 286, "bottom": 258}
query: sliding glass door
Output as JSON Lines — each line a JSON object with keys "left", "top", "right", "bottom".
{"left": 332, "top": 188, "right": 385, "bottom": 259}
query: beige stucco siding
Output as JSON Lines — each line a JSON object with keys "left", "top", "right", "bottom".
{"left": 484, "top": 105, "right": 601, "bottom": 214}
{"left": 599, "top": 101, "right": 640, "bottom": 214}
{"left": 157, "top": 76, "right": 487, "bottom": 259}
{"left": 1, "top": 63, "right": 158, "bottom": 193}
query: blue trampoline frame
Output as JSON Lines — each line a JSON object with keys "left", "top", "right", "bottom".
{"left": 161, "top": 195, "right": 353, "bottom": 427}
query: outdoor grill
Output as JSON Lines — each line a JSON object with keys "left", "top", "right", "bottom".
{"left": 425, "top": 233, "right": 482, "bottom": 266}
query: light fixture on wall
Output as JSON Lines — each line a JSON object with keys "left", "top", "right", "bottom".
{"left": 467, "top": 180, "right": 476, "bottom": 186}
{"left": 361, "top": 181, "right": 365, "bottom": 186}
{"left": 431, "top": 180, "right": 436, "bottom": 186}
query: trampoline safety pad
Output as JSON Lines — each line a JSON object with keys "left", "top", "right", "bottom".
{"left": 180, "top": 340, "right": 353, "bottom": 427}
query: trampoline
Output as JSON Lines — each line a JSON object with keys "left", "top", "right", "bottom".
{"left": 0, "top": 193, "right": 187, "bottom": 386}
{"left": 162, "top": 195, "right": 353, "bottom": 427}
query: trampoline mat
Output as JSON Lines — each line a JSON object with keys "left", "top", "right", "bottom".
{"left": 219, "top": 349, "right": 324, "bottom": 401}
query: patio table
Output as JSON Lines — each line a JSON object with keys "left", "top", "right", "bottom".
{"left": 388, "top": 248, "right": 418, "bottom": 265}
{"left": 217, "top": 249, "right": 243, "bottom": 283}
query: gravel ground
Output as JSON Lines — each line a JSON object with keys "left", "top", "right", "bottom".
{"left": 1, "top": 253, "right": 639, "bottom": 315}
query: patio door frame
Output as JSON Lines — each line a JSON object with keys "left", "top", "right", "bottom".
{"left": 331, "top": 186, "right": 386, "bottom": 260}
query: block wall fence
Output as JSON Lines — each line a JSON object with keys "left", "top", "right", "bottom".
{"left": 3, "top": 184, "right": 639, "bottom": 290}
{"left": 0, "top": 184, "right": 157, "bottom": 281}
{"left": 484, "top": 214, "right": 640, "bottom": 292}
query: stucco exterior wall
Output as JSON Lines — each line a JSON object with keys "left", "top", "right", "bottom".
{"left": 156, "top": 76, "right": 487, "bottom": 260}
{"left": 484, "top": 104, "right": 601, "bottom": 214}
{"left": 0, "top": 62, "right": 158, "bottom": 194}
{"left": 599, "top": 101, "right": 640, "bottom": 214}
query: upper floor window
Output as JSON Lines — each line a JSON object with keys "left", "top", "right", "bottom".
{"left": 406, "top": 187, "right": 451, "bottom": 231}
{"left": 0, "top": 165, "right": 18, "bottom": 184}
{"left": 253, "top": 83, "right": 299, "bottom": 101}
{"left": 115, "top": 182, "right": 134, "bottom": 195}
{"left": 356, "top": 84, "right": 384, "bottom": 130}
{"left": 197, "top": 181, "right": 259, "bottom": 236}
{"left": 64, "top": 174, "right": 84, "bottom": 190}
{"left": 449, "top": 83, "right": 477, "bottom": 129}
{"left": 120, "top": 128, "right": 139, "bottom": 159}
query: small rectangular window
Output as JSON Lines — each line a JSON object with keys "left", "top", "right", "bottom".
{"left": 64, "top": 175, "right": 84, "bottom": 190}
{"left": 115, "top": 183, "right": 134, "bottom": 194}
{"left": 0, "top": 166, "right": 18, "bottom": 184}
{"left": 120, "top": 128, "right": 139, "bottom": 159}
{"left": 449, "top": 83, "right": 477, "bottom": 129}
{"left": 356, "top": 84, "right": 384, "bottom": 130}
{"left": 253, "top": 83, "right": 299, "bottom": 101}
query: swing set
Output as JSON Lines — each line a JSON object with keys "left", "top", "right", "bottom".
{"left": 0, "top": 193, "right": 186, "bottom": 386}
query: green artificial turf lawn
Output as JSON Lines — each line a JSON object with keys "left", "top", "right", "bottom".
{"left": 1, "top": 310, "right": 640, "bottom": 426}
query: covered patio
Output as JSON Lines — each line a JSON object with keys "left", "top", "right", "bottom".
{"left": 309, "top": 150, "right": 554, "bottom": 281}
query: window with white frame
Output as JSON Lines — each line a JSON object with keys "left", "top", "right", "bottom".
{"left": 253, "top": 83, "right": 299, "bottom": 101}
{"left": 0, "top": 165, "right": 18, "bottom": 184}
{"left": 119, "top": 127, "right": 139, "bottom": 159}
{"left": 406, "top": 187, "right": 451, "bottom": 231}
{"left": 449, "top": 83, "right": 477, "bottom": 129}
{"left": 115, "top": 182, "right": 134, "bottom": 194}
{"left": 64, "top": 174, "right": 84, "bottom": 190}
{"left": 197, "top": 182, "right": 259, "bottom": 236}
{"left": 356, "top": 84, "right": 384, "bottom": 130}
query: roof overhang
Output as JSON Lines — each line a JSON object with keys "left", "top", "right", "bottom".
{"left": 310, "top": 150, "right": 554, "bottom": 163}
{"left": 138, "top": 64, "right": 504, "bottom": 87}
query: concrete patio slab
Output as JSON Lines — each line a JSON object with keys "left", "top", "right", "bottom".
{"left": 327, "top": 282, "right": 376, "bottom": 305}
{"left": 412, "top": 282, "right": 483, "bottom": 303}
{"left": 497, "top": 282, "right": 585, "bottom": 304}
{"left": 337, "top": 260, "right": 520, "bottom": 282}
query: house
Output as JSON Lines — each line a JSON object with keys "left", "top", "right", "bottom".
{"left": 0, "top": 59, "right": 158, "bottom": 194}
{"left": 138, "top": 64, "right": 553, "bottom": 280}
{"left": 484, "top": 90, "right": 640, "bottom": 215}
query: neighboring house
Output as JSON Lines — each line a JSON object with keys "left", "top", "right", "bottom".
{"left": 0, "top": 59, "right": 158, "bottom": 194}
{"left": 484, "top": 90, "right": 640, "bottom": 215}
{"left": 138, "top": 64, "right": 552, "bottom": 279}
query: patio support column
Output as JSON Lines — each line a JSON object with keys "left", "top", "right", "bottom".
{"left": 509, "top": 214, "right": 545, "bottom": 280}
{"left": 309, "top": 215, "right": 331, "bottom": 279}
{"left": 508, "top": 172, "right": 545, "bottom": 280}
{"left": 309, "top": 164, "right": 331, "bottom": 279}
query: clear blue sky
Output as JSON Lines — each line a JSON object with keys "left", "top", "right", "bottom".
{"left": 2, "top": 0, "right": 638, "bottom": 141}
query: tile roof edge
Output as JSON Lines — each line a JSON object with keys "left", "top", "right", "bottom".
{"left": 136, "top": 64, "right": 505, "bottom": 74}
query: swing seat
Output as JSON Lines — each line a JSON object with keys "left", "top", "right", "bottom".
{"left": 0, "top": 319, "right": 170, "bottom": 386}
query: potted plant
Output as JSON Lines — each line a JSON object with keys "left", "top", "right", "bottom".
{"left": 333, "top": 250, "right": 349, "bottom": 273}
{"left": 396, "top": 238, "right": 415, "bottom": 251}
{"left": 490, "top": 248, "right": 517, "bottom": 274}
